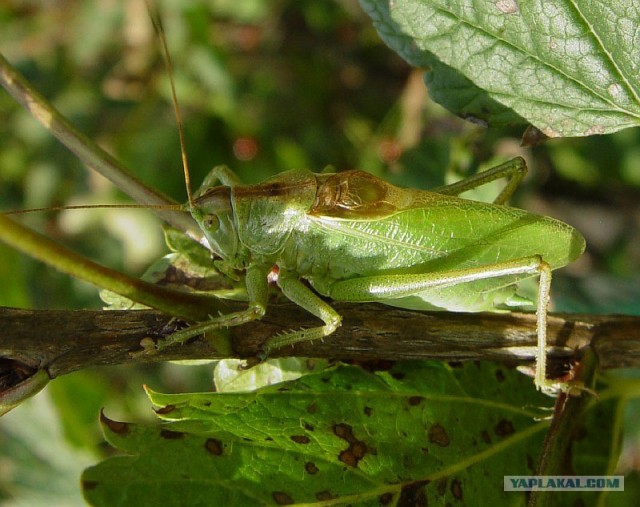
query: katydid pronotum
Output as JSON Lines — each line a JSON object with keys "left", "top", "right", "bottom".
{"left": 0, "top": 12, "right": 585, "bottom": 396}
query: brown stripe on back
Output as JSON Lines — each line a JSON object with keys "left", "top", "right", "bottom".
{"left": 233, "top": 179, "right": 316, "bottom": 199}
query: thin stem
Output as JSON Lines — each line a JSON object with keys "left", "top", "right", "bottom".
{"left": 0, "top": 214, "right": 224, "bottom": 321}
{"left": 0, "top": 52, "right": 203, "bottom": 243}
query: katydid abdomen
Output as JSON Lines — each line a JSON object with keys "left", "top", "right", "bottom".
{"left": 275, "top": 180, "right": 585, "bottom": 313}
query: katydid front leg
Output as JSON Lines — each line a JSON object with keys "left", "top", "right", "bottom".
{"left": 154, "top": 263, "right": 269, "bottom": 351}
{"left": 195, "top": 165, "right": 242, "bottom": 196}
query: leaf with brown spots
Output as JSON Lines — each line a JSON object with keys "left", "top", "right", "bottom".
{"left": 83, "top": 362, "right": 619, "bottom": 506}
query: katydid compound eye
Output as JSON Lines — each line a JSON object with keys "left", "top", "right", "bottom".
{"left": 202, "top": 214, "right": 220, "bottom": 231}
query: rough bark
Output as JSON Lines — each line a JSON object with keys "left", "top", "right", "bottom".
{"left": 2, "top": 304, "right": 637, "bottom": 388}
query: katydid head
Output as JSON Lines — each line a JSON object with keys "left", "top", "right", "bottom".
{"left": 190, "top": 186, "right": 239, "bottom": 261}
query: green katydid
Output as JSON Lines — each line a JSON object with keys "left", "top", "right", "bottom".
{"left": 0, "top": 8, "right": 585, "bottom": 396}
{"left": 158, "top": 157, "right": 585, "bottom": 394}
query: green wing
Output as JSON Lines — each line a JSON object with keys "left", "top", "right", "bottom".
{"left": 294, "top": 195, "right": 584, "bottom": 312}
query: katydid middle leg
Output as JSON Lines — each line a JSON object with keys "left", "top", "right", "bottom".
{"left": 260, "top": 271, "right": 342, "bottom": 356}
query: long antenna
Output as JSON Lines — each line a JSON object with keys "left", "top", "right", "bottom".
{"left": 3, "top": 4, "right": 195, "bottom": 221}
{"left": 3, "top": 203, "right": 183, "bottom": 216}
{"left": 146, "top": 2, "right": 194, "bottom": 210}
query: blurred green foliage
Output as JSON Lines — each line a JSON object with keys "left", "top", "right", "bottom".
{"left": 1, "top": 1, "right": 639, "bottom": 310}
{"left": 1, "top": 1, "right": 639, "bottom": 505}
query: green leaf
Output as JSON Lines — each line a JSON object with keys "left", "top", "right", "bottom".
{"left": 84, "top": 363, "right": 554, "bottom": 506}
{"left": 162, "top": 227, "right": 247, "bottom": 299}
{"left": 423, "top": 54, "right": 525, "bottom": 128}
{"left": 82, "top": 362, "right": 631, "bottom": 506}
{"left": 163, "top": 226, "right": 214, "bottom": 270}
{"left": 361, "top": 0, "right": 640, "bottom": 137}
{"left": 213, "top": 358, "right": 330, "bottom": 393}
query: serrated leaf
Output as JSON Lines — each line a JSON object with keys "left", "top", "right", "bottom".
{"left": 361, "top": 0, "right": 640, "bottom": 137}
{"left": 84, "top": 363, "right": 555, "bottom": 506}
{"left": 82, "top": 362, "right": 629, "bottom": 506}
